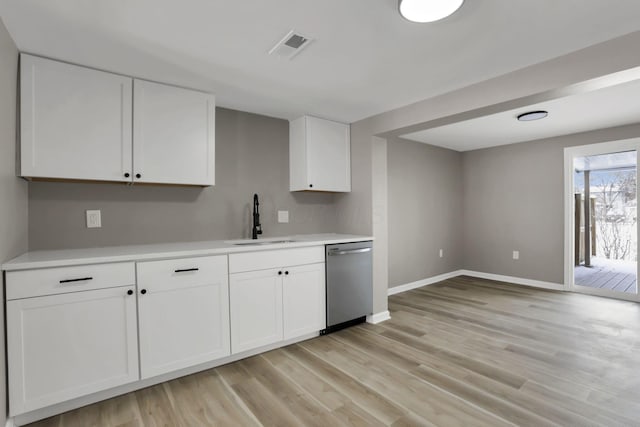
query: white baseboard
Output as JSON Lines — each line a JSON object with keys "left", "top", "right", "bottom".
{"left": 459, "top": 270, "right": 565, "bottom": 291}
{"left": 388, "top": 270, "right": 464, "bottom": 295}
{"left": 387, "top": 269, "right": 565, "bottom": 297}
{"left": 366, "top": 310, "right": 391, "bottom": 324}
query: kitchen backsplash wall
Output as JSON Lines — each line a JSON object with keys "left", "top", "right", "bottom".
{"left": 28, "top": 107, "right": 340, "bottom": 250}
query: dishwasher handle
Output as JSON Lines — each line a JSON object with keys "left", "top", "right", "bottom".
{"left": 328, "top": 247, "right": 372, "bottom": 256}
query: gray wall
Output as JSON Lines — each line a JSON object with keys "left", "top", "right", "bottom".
{"left": 0, "top": 18, "right": 28, "bottom": 425}
{"left": 463, "top": 123, "right": 640, "bottom": 284}
{"left": 29, "top": 108, "right": 339, "bottom": 249}
{"left": 387, "top": 137, "right": 463, "bottom": 288}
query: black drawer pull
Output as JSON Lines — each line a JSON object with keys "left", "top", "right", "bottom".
{"left": 59, "top": 277, "right": 93, "bottom": 284}
{"left": 174, "top": 268, "right": 199, "bottom": 273}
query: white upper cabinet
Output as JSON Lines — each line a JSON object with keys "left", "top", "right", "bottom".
{"left": 133, "top": 80, "right": 215, "bottom": 186}
{"left": 20, "top": 54, "right": 133, "bottom": 182}
{"left": 19, "top": 55, "right": 215, "bottom": 186}
{"left": 290, "top": 115, "right": 351, "bottom": 192}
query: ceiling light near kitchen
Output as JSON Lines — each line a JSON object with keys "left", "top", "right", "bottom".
{"left": 398, "top": 0, "right": 464, "bottom": 23}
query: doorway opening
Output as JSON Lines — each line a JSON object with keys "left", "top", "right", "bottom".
{"left": 565, "top": 141, "right": 639, "bottom": 301}
{"left": 574, "top": 151, "right": 637, "bottom": 293}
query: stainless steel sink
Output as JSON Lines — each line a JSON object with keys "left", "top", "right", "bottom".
{"left": 226, "top": 239, "right": 298, "bottom": 246}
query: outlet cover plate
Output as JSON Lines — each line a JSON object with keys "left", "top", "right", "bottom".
{"left": 278, "top": 210, "right": 289, "bottom": 223}
{"left": 86, "top": 210, "right": 102, "bottom": 228}
{"left": 513, "top": 250, "right": 519, "bottom": 260}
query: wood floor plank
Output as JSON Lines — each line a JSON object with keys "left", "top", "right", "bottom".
{"left": 519, "top": 380, "right": 638, "bottom": 426}
{"left": 283, "top": 344, "right": 408, "bottom": 425}
{"left": 239, "top": 355, "right": 345, "bottom": 427}
{"left": 135, "top": 384, "right": 184, "bottom": 427}
{"left": 261, "top": 349, "right": 346, "bottom": 411}
{"left": 341, "top": 326, "right": 603, "bottom": 426}
{"left": 26, "top": 277, "right": 640, "bottom": 427}
{"left": 331, "top": 329, "right": 562, "bottom": 426}
{"left": 230, "top": 377, "right": 301, "bottom": 427}
{"left": 164, "top": 370, "right": 259, "bottom": 426}
{"left": 331, "top": 401, "right": 389, "bottom": 427}
{"left": 300, "top": 335, "right": 513, "bottom": 427}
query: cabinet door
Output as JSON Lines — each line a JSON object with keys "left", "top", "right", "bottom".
{"left": 7, "top": 286, "right": 139, "bottom": 416}
{"left": 283, "top": 263, "right": 326, "bottom": 340}
{"left": 20, "top": 54, "right": 133, "bottom": 182}
{"left": 133, "top": 80, "right": 215, "bottom": 186}
{"left": 229, "top": 269, "right": 283, "bottom": 354}
{"left": 306, "top": 116, "right": 351, "bottom": 192}
{"left": 137, "top": 256, "right": 230, "bottom": 379}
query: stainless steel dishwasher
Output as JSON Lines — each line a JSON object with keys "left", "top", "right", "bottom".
{"left": 322, "top": 241, "right": 373, "bottom": 334}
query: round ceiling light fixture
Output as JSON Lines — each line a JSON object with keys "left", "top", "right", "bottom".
{"left": 517, "top": 110, "right": 548, "bottom": 122}
{"left": 398, "top": 0, "right": 464, "bottom": 23}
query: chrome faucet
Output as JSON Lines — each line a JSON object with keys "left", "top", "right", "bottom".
{"left": 252, "top": 194, "right": 262, "bottom": 239}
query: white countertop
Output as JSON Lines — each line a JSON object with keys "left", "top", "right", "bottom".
{"left": 2, "top": 234, "right": 373, "bottom": 271}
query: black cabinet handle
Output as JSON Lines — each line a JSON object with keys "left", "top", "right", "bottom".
{"left": 285, "top": 271, "right": 289, "bottom": 275}
{"left": 140, "top": 289, "right": 147, "bottom": 295}
{"left": 124, "top": 173, "right": 130, "bottom": 178}
{"left": 309, "top": 184, "right": 313, "bottom": 188}
{"left": 59, "top": 277, "right": 93, "bottom": 284}
{"left": 278, "top": 271, "right": 282, "bottom": 275}
{"left": 127, "top": 289, "right": 133, "bottom": 295}
{"left": 175, "top": 268, "right": 199, "bottom": 273}
{"left": 135, "top": 173, "right": 141, "bottom": 179}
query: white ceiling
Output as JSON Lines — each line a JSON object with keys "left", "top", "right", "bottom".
{"left": 1, "top": 1, "right": 640, "bottom": 123}
{"left": 401, "top": 79, "right": 640, "bottom": 151}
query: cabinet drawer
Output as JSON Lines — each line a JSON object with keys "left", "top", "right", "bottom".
{"left": 6, "top": 263, "right": 136, "bottom": 300}
{"left": 137, "top": 255, "right": 228, "bottom": 291}
{"left": 229, "top": 246, "right": 324, "bottom": 273}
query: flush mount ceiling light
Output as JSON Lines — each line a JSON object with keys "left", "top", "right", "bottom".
{"left": 517, "top": 110, "right": 548, "bottom": 122}
{"left": 398, "top": 0, "right": 464, "bottom": 23}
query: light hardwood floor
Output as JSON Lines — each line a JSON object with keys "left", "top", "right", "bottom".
{"left": 28, "top": 276, "right": 640, "bottom": 426}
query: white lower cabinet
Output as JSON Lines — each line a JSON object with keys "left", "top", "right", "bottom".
{"left": 5, "top": 246, "right": 328, "bottom": 419}
{"left": 229, "top": 254, "right": 326, "bottom": 354}
{"left": 283, "top": 263, "right": 326, "bottom": 340}
{"left": 229, "top": 268, "right": 284, "bottom": 353}
{"left": 137, "top": 255, "right": 230, "bottom": 378}
{"left": 7, "top": 285, "right": 139, "bottom": 416}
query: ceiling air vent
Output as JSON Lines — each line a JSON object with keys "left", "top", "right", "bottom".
{"left": 269, "top": 30, "right": 313, "bottom": 59}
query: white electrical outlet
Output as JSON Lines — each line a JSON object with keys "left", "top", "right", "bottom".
{"left": 86, "top": 210, "right": 102, "bottom": 228}
{"left": 278, "top": 210, "right": 289, "bottom": 223}
{"left": 513, "top": 250, "right": 519, "bottom": 260}
{"left": 439, "top": 249, "right": 443, "bottom": 258}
